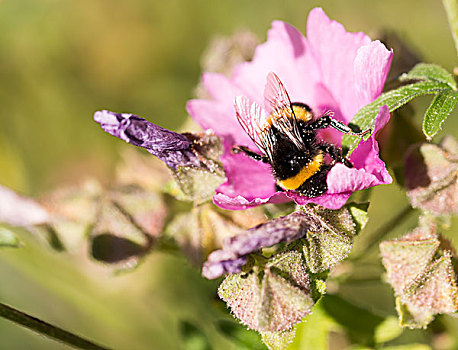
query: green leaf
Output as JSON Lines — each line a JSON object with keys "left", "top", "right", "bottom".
{"left": 343, "top": 80, "right": 452, "bottom": 153}
{"left": 346, "top": 202, "right": 369, "bottom": 234}
{"left": 400, "top": 63, "right": 457, "bottom": 90}
{"left": 216, "top": 320, "right": 266, "bottom": 350}
{"left": 382, "top": 345, "right": 431, "bottom": 350}
{"left": 179, "top": 320, "right": 212, "bottom": 350}
{"left": 321, "top": 294, "right": 384, "bottom": 345}
{"left": 300, "top": 205, "right": 357, "bottom": 273}
{"left": 374, "top": 316, "right": 403, "bottom": 344}
{"left": 0, "top": 227, "right": 20, "bottom": 247}
{"left": 261, "top": 328, "right": 296, "bottom": 350}
{"left": 287, "top": 301, "right": 340, "bottom": 350}
{"left": 422, "top": 90, "right": 458, "bottom": 140}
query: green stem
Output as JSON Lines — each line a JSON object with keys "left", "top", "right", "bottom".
{"left": 0, "top": 302, "right": 110, "bottom": 350}
{"left": 443, "top": 0, "right": 458, "bottom": 58}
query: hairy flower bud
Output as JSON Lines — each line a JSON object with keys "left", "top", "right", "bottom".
{"left": 218, "top": 251, "right": 313, "bottom": 332}
{"left": 405, "top": 135, "right": 458, "bottom": 215}
{"left": 380, "top": 228, "right": 458, "bottom": 328}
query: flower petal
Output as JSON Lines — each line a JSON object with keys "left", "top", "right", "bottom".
{"left": 354, "top": 41, "right": 393, "bottom": 108}
{"left": 287, "top": 191, "right": 352, "bottom": 210}
{"left": 306, "top": 8, "right": 392, "bottom": 121}
{"left": 232, "top": 21, "right": 318, "bottom": 106}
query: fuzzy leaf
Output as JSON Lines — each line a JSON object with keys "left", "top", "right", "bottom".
{"left": 380, "top": 232, "right": 439, "bottom": 295}
{"left": 381, "top": 230, "right": 458, "bottom": 329}
{"left": 399, "top": 63, "right": 457, "bottom": 90}
{"left": 260, "top": 328, "right": 296, "bottom": 350}
{"left": 301, "top": 205, "right": 356, "bottom": 273}
{"left": 343, "top": 80, "right": 452, "bottom": 152}
{"left": 172, "top": 132, "right": 225, "bottom": 204}
{"left": 173, "top": 166, "right": 225, "bottom": 204}
{"left": 404, "top": 136, "right": 458, "bottom": 215}
{"left": 401, "top": 254, "right": 458, "bottom": 327}
{"left": 218, "top": 251, "right": 313, "bottom": 333}
{"left": 0, "top": 227, "right": 20, "bottom": 247}
{"left": 422, "top": 90, "right": 458, "bottom": 140}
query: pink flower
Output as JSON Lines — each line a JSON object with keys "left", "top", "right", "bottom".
{"left": 187, "top": 8, "right": 393, "bottom": 210}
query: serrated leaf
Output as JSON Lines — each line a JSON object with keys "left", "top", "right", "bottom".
{"left": 218, "top": 251, "right": 314, "bottom": 333}
{"left": 399, "top": 63, "right": 457, "bottom": 90}
{"left": 301, "top": 205, "right": 356, "bottom": 273}
{"left": 0, "top": 227, "right": 20, "bottom": 247}
{"left": 343, "top": 80, "right": 452, "bottom": 153}
{"left": 422, "top": 90, "right": 458, "bottom": 140}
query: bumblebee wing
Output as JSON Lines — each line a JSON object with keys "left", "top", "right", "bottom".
{"left": 264, "top": 72, "right": 305, "bottom": 150}
{"left": 234, "top": 96, "right": 273, "bottom": 158}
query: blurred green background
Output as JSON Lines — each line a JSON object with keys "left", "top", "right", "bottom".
{"left": 0, "top": 0, "right": 457, "bottom": 349}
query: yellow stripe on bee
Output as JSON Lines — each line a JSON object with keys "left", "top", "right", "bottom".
{"left": 292, "top": 105, "right": 313, "bottom": 122}
{"left": 278, "top": 153, "right": 324, "bottom": 190}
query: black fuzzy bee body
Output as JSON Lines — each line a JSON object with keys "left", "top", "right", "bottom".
{"left": 233, "top": 73, "right": 369, "bottom": 198}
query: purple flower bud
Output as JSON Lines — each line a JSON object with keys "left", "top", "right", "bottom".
{"left": 94, "top": 110, "right": 200, "bottom": 170}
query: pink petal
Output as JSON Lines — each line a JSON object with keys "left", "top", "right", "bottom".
{"left": 216, "top": 139, "right": 276, "bottom": 200}
{"left": 354, "top": 41, "right": 393, "bottom": 108}
{"left": 186, "top": 98, "right": 253, "bottom": 146}
{"left": 232, "top": 21, "right": 318, "bottom": 106}
{"left": 287, "top": 191, "right": 352, "bottom": 209}
{"left": 306, "top": 8, "right": 392, "bottom": 121}
{"left": 213, "top": 191, "right": 289, "bottom": 211}
{"left": 327, "top": 106, "right": 392, "bottom": 193}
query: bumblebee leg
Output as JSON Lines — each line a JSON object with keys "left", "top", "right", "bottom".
{"left": 305, "top": 114, "right": 371, "bottom": 136}
{"left": 317, "top": 143, "right": 353, "bottom": 168}
{"left": 232, "top": 145, "right": 269, "bottom": 163}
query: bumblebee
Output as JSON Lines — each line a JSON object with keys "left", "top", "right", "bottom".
{"left": 233, "top": 72, "right": 370, "bottom": 197}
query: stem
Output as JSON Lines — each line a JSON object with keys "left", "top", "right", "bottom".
{"left": 443, "top": 0, "right": 458, "bottom": 58}
{"left": 351, "top": 205, "right": 414, "bottom": 261}
{"left": 0, "top": 302, "right": 110, "bottom": 350}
